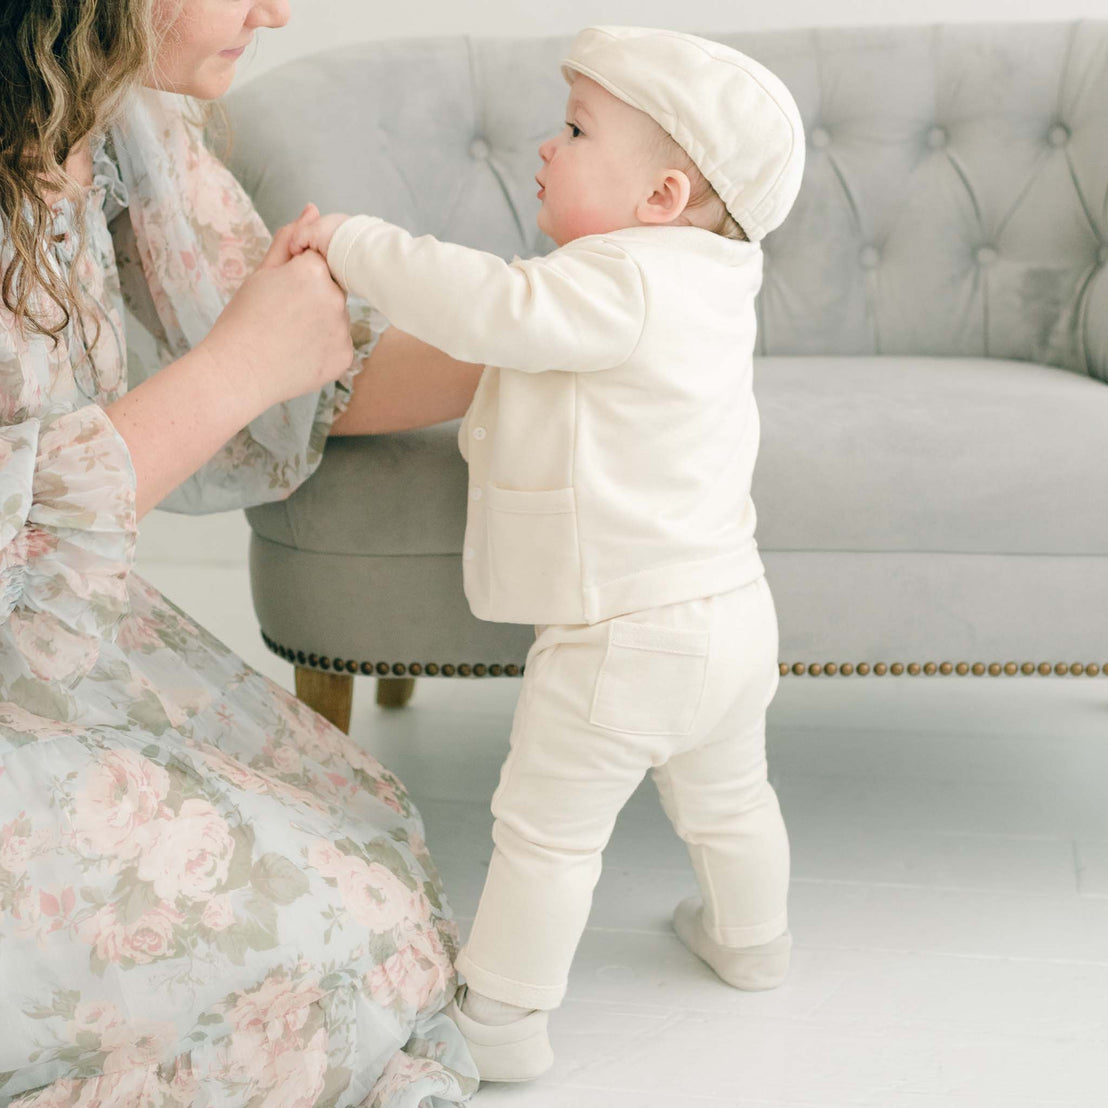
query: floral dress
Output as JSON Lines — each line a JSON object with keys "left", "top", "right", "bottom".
{"left": 0, "top": 91, "right": 476, "bottom": 1108}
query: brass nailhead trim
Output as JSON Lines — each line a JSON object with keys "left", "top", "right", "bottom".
{"left": 262, "top": 637, "right": 1108, "bottom": 682}
{"left": 261, "top": 635, "right": 526, "bottom": 677}
{"left": 776, "top": 659, "right": 1108, "bottom": 677}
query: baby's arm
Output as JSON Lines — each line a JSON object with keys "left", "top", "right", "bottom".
{"left": 318, "top": 215, "right": 646, "bottom": 374}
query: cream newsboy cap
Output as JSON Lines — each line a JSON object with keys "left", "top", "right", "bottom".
{"left": 561, "top": 26, "right": 805, "bottom": 242}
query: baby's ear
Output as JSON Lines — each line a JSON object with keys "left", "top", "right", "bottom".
{"left": 636, "top": 169, "right": 692, "bottom": 226}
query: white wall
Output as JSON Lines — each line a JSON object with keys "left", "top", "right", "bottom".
{"left": 236, "top": 0, "right": 1096, "bottom": 86}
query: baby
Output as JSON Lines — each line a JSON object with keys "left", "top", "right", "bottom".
{"left": 293, "top": 25, "right": 806, "bottom": 1083}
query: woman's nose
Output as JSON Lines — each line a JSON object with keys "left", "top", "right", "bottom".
{"left": 249, "top": 0, "right": 291, "bottom": 29}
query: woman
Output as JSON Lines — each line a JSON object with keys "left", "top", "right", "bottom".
{"left": 0, "top": 1, "right": 483, "bottom": 1104}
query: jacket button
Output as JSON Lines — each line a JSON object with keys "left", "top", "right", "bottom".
{"left": 470, "top": 487, "right": 483, "bottom": 501}
{"left": 463, "top": 547, "right": 476, "bottom": 560}
{"left": 472, "top": 426, "right": 487, "bottom": 440}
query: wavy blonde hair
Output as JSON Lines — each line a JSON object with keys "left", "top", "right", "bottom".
{"left": 0, "top": 0, "right": 161, "bottom": 344}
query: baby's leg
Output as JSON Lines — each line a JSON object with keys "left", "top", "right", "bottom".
{"left": 651, "top": 580, "right": 792, "bottom": 987}
{"left": 456, "top": 626, "right": 667, "bottom": 1013}
{"left": 652, "top": 712, "right": 792, "bottom": 986}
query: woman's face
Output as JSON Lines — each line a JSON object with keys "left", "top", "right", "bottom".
{"left": 150, "top": 0, "right": 290, "bottom": 100}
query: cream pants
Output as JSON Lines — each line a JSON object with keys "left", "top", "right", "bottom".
{"left": 455, "top": 575, "right": 790, "bottom": 1010}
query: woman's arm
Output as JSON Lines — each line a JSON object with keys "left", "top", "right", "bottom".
{"left": 330, "top": 326, "right": 483, "bottom": 436}
{"left": 105, "top": 343, "right": 262, "bottom": 520}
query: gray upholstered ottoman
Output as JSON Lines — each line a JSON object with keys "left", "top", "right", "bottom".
{"left": 224, "top": 21, "right": 1108, "bottom": 729}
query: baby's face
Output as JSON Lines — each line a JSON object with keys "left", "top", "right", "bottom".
{"left": 536, "top": 76, "right": 668, "bottom": 246}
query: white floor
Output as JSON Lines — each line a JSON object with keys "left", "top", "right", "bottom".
{"left": 136, "top": 513, "right": 1108, "bottom": 1108}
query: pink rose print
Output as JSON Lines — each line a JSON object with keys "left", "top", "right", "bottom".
{"left": 270, "top": 745, "right": 302, "bottom": 775}
{"left": 200, "top": 893, "right": 235, "bottom": 932}
{"left": 77, "top": 901, "right": 184, "bottom": 966}
{"left": 0, "top": 813, "right": 35, "bottom": 875}
{"left": 364, "top": 934, "right": 449, "bottom": 1013}
{"left": 220, "top": 972, "right": 329, "bottom": 1101}
{"left": 136, "top": 798, "right": 235, "bottom": 902}
{"left": 70, "top": 749, "right": 170, "bottom": 863}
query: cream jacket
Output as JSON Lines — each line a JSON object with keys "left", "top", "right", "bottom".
{"left": 328, "top": 216, "right": 767, "bottom": 625}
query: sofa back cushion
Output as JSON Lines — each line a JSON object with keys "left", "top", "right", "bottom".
{"left": 223, "top": 21, "right": 1108, "bottom": 382}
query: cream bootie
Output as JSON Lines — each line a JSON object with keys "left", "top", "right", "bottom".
{"left": 446, "top": 986, "right": 555, "bottom": 1082}
{"left": 673, "top": 897, "right": 792, "bottom": 990}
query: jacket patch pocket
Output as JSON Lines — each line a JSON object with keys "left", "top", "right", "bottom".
{"left": 589, "top": 620, "right": 710, "bottom": 736}
{"left": 484, "top": 485, "right": 583, "bottom": 621}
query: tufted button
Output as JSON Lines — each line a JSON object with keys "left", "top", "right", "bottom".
{"left": 472, "top": 426, "right": 487, "bottom": 440}
{"left": 1047, "top": 123, "right": 1070, "bottom": 147}
{"left": 926, "top": 125, "right": 947, "bottom": 148}
{"left": 975, "top": 245, "right": 998, "bottom": 266}
{"left": 469, "top": 137, "right": 491, "bottom": 159}
{"left": 470, "top": 486, "right": 483, "bottom": 501}
{"left": 1098, "top": 243, "right": 1108, "bottom": 266}
{"left": 809, "top": 126, "right": 831, "bottom": 149}
{"left": 859, "top": 245, "right": 880, "bottom": 269}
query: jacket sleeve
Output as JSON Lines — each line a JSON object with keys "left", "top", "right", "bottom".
{"left": 0, "top": 404, "right": 137, "bottom": 689}
{"left": 327, "top": 216, "right": 647, "bottom": 373}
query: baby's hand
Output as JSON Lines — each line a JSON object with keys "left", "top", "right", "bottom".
{"left": 289, "top": 212, "right": 351, "bottom": 260}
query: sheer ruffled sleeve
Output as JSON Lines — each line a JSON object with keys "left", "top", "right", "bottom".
{"left": 0, "top": 404, "right": 137, "bottom": 690}
{"left": 110, "top": 90, "right": 386, "bottom": 516}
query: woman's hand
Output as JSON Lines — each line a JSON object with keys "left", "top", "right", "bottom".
{"left": 199, "top": 203, "right": 354, "bottom": 410}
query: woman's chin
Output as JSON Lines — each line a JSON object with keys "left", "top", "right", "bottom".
{"left": 147, "top": 63, "right": 237, "bottom": 100}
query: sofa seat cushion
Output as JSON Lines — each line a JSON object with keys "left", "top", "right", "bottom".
{"left": 246, "top": 356, "right": 1108, "bottom": 559}
{"left": 753, "top": 356, "right": 1108, "bottom": 555}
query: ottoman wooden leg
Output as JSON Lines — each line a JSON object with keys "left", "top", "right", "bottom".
{"left": 376, "top": 676, "right": 416, "bottom": 708}
{"left": 295, "top": 667, "right": 354, "bottom": 734}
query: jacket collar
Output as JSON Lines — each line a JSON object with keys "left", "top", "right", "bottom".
{"left": 573, "top": 223, "right": 762, "bottom": 266}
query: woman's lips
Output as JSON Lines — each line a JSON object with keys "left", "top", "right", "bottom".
{"left": 221, "top": 44, "right": 247, "bottom": 58}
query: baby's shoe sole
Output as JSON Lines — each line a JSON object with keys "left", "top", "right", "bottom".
{"left": 446, "top": 991, "right": 554, "bottom": 1082}
{"left": 673, "top": 896, "right": 791, "bottom": 990}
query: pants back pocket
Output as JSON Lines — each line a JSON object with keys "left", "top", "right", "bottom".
{"left": 589, "top": 619, "right": 710, "bottom": 736}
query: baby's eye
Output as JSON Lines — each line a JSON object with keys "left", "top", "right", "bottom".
{"left": 566, "top": 122, "right": 582, "bottom": 138}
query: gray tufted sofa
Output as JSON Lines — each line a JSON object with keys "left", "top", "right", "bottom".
{"left": 222, "top": 20, "right": 1108, "bottom": 729}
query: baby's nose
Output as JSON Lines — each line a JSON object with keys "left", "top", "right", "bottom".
{"left": 538, "top": 138, "right": 554, "bottom": 163}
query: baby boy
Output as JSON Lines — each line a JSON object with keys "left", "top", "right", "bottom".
{"left": 292, "top": 25, "right": 806, "bottom": 1083}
